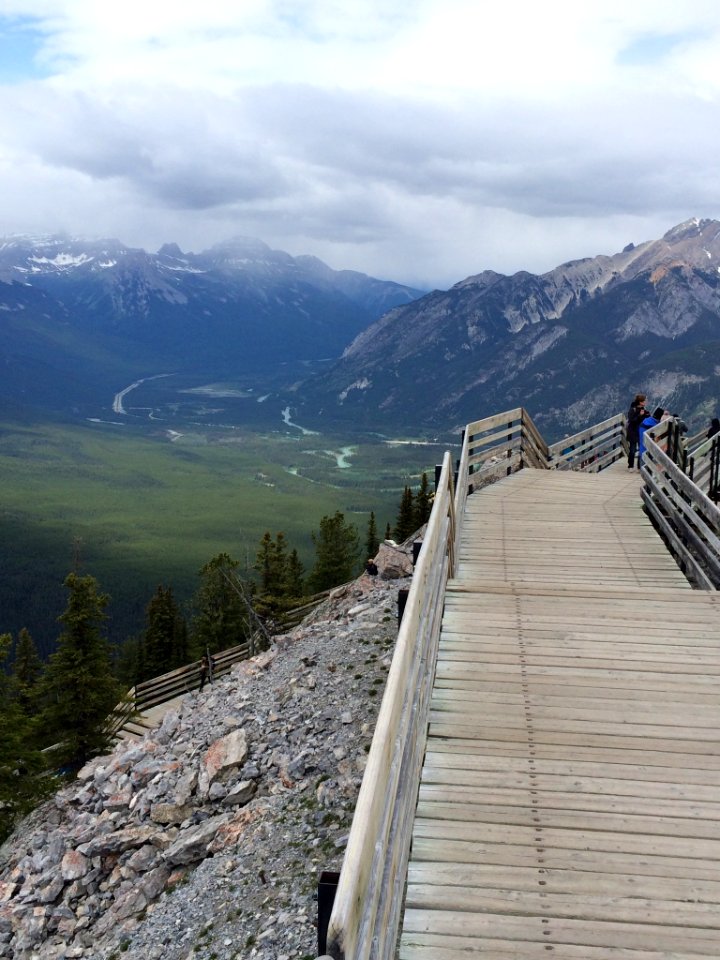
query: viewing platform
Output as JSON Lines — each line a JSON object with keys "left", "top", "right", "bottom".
{"left": 402, "top": 466, "right": 720, "bottom": 958}
{"left": 323, "top": 410, "right": 720, "bottom": 960}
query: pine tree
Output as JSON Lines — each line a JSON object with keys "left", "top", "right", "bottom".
{"left": 115, "top": 634, "right": 146, "bottom": 689}
{"left": 255, "top": 532, "right": 289, "bottom": 598}
{"left": 283, "top": 548, "right": 305, "bottom": 600}
{"left": 191, "top": 553, "right": 249, "bottom": 656}
{"left": 413, "top": 472, "right": 433, "bottom": 529}
{"left": 38, "top": 573, "right": 122, "bottom": 769}
{"left": 143, "top": 585, "right": 187, "bottom": 679}
{"left": 0, "top": 634, "right": 51, "bottom": 843}
{"left": 309, "top": 511, "right": 361, "bottom": 592}
{"left": 394, "top": 486, "right": 416, "bottom": 542}
{"left": 366, "top": 511, "right": 380, "bottom": 559}
{"left": 12, "top": 628, "right": 43, "bottom": 716}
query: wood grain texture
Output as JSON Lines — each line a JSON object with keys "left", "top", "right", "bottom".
{"left": 400, "top": 466, "right": 720, "bottom": 959}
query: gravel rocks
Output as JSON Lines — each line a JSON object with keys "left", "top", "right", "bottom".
{"left": 0, "top": 563, "right": 409, "bottom": 959}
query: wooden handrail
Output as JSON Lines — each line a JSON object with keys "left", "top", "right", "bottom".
{"left": 641, "top": 420, "right": 720, "bottom": 588}
{"left": 325, "top": 452, "right": 457, "bottom": 960}
{"left": 548, "top": 413, "right": 626, "bottom": 471}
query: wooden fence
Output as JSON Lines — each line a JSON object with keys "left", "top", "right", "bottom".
{"left": 110, "top": 591, "right": 332, "bottom": 740}
{"left": 641, "top": 418, "right": 720, "bottom": 589}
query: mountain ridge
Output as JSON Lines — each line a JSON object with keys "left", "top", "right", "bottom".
{"left": 0, "top": 234, "right": 425, "bottom": 420}
{"left": 298, "top": 217, "right": 720, "bottom": 439}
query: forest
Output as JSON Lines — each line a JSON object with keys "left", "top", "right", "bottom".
{"left": 0, "top": 475, "right": 432, "bottom": 843}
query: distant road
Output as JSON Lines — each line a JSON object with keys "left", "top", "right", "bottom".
{"left": 112, "top": 374, "right": 172, "bottom": 415}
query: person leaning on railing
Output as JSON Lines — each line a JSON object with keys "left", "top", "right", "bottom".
{"left": 638, "top": 406, "right": 665, "bottom": 467}
{"left": 626, "top": 393, "right": 647, "bottom": 469}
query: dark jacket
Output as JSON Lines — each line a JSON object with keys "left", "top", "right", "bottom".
{"left": 626, "top": 403, "right": 645, "bottom": 442}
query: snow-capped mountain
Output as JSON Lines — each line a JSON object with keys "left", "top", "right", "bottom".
{"left": 298, "top": 218, "right": 720, "bottom": 439}
{"left": 0, "top": 235, "right": 423, "bottom": 417}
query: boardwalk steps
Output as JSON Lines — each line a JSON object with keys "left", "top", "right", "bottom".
{"left": 402, "top": 467, "right": 720, "bottom": 958}
{"left": 322, "top": 408, "right": 720, "bottom": 960}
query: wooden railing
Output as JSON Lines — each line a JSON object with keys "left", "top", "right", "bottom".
{"left": 323, "top": 452, "right": 457, "bottom": 960}
{"left": 453, "top": 408, "right": 625, "bottom": 507}
{"left": 686, "top": 432, "right": 720, "bottom": 502}
{"left": 548, "top": 413, "right": 626, "bottom": 472}
{"left": 111, "top": 592, "right": 332, "bottom": 739}
{"left": 641, "top": 419, "right": 720, "bottom": 589}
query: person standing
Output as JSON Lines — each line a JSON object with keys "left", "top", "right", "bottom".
{"left": 707, "top": 417, "right": 720, "bottom": 439}
{"left": 200, "top": 654, "right": 212, "bottom": 693}
{"left": 626, "top": 393, "right": 646, "bottom": 469}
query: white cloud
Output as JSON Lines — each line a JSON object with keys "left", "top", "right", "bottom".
{"left": 0, "top": 1, "right": 720, "bottom": 286}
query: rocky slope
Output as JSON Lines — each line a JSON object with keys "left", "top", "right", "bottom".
{"left": 298, "top": 218, "right": 720, "bottom": 440}
{"left": 0, "top": 545, "right": 414, "bottom": 960}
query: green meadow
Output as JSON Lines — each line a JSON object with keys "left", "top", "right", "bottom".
{"left": 0, "top": 417, "right": 451, "bottom": 654}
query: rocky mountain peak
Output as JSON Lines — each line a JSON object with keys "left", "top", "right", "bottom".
{"left": 299, "top": 218, "right": 720, "bottom": 438}
{"left": 662, "top": 216, "right": 713, "bottom": 243}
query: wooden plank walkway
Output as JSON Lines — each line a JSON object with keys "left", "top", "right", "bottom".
{"left": 400, "top": 466, "right": 720, "bottom": 959}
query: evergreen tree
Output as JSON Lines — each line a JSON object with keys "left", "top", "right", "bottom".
{"left": 143, "top": 585, "right": 187, "bottom": 679}
{"left": 394, "top": 486, "right": 416, "bottom": 542}
{"left": 413, "top": 472, "right": 433, "bottom": 529}
{"left": 191, "top": 553, "right": 249, "bottom": 656}
{"left": 366, "top": 511, "right": 380, "bottom": 559}
{"left": 115, "top": 633, "right": 146, "bottom": 690}
{"left": 12, "top": 628, "right": 43, "bottom": 716}
{"left": 309, "top": 511, "right": 361, "bottom": 592}
{"left": 283, "top": 548, "right": 305, "bottom": 600}
{"left": 255, "top": 532, "right": 289, "bottom": 598}
{"left": 0, "top": 634, "right": 51, "bottom": 843}
{"left": 38, "top": 573, "right": 122, "bottom": 769}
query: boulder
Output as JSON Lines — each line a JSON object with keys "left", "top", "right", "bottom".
{"left": 375, "top": 542, "right": 413, "bottom": 579}
{"left": 60, "top": 851, "right": 89, "bottom": 882}
{"left": 163, "top": 816, "right": 229, "bottom": 866}
{"left": 149, "top": 803, "right": 193, "bottom": 826}
{"left": 199, "top": 729, "right": 249, "bottom": 795}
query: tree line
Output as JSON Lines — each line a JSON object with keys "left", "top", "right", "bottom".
{"left": 0, "top": 475, "right": 433, "bottom": 841}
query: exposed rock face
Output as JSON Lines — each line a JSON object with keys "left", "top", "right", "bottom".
{"left": 301, "top": 217, "right": 720, "bottom": 438}
{"left": 0, "top": 565, "right": 409, "bottom": 959}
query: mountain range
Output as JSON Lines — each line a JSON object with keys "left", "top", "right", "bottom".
{"left": 298, "top": 217, "right": 720, "bottom": 438}
{"left": 2, "top": 220, "right": 720, "bottom": 438}
{"left": 0, "top": 235, "right": 423, "bottom": 420}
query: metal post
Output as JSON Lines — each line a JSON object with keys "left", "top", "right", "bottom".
{"left": 398, "top": 588, "right": 409, "bottom": 626}
{"left": 317, "top": 870, "right": 340, "bottom": 956}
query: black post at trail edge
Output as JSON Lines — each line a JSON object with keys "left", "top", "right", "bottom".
{"left": 205, "top": 646, "right": 214, "bottom": 684}
{"left": 398, "top": 588, "right": 409, "bottom": 627}
{"left": 711, "top": 436, "right": 720, "bottom": 504}
{"left": 317, "top": 870, "right": 340, "bottom": 955}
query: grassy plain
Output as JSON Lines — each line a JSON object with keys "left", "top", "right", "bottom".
{"left": 0, "top": 416, "right": 450, "bottom": 654}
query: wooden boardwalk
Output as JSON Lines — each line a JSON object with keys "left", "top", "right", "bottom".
{"left": 400, "top": 466, "right": 720, "bottom": 959}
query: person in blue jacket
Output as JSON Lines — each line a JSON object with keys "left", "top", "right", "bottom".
{"left": 638, "top": 406, "right": 665, "bottom": 466}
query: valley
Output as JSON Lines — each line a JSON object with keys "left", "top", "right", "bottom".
{"left": 0, "top": 403, "right": 450, "bottom": 658}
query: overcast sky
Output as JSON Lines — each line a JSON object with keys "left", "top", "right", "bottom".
{"left": 0, "top": 1, "right": 719, "bottom": 288}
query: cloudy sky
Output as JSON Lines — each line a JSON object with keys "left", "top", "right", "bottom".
{"left": 0, "top": 1, "right": 719, "bottom": 288}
